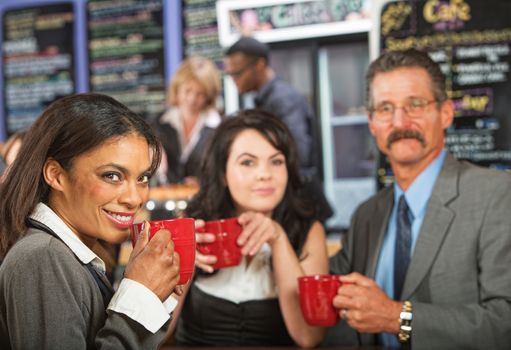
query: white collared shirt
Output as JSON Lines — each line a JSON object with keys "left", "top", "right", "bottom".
{"left": 30, "top": 203, "right": 177, "bottom": 333}
{"left": 160, "top": 108, "right": 221, "bottom": 163}
{"left": 194, "top": 243, "right": 278, "bottom": 303}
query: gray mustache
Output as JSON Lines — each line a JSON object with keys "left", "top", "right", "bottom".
{"left": 386, "top": 129, "right": 426, "bottom": 148}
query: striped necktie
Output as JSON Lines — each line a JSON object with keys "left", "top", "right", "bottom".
{"left": 394, "top": 195, "right": 412, "bottom": 300}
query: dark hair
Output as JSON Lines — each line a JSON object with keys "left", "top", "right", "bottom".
{"left": 0, "top": 93, "right": 161, "bottom": 258}
{"left": 225, "top": 36, "right": 270, "bottom": 63}
{"left": 366, "top": 48, "right": 447, "bottom": 110}
{"left": 186, "top": 109, "right": 315, "bottom": 254}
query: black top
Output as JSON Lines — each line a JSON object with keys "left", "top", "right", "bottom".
{"left": 176, "top": 284, "right": 294, "bottom": 346}
{"left": 152, "top": 118, "right": 217, "bottom": 184}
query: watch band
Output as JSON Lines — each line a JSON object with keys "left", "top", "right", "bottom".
{"left": 398, "top": 300, "right": 413, "bottom": 343}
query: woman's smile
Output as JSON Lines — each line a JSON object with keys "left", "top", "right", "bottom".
{"left": 102, "top": 209, "right": 136, "bottom": 229}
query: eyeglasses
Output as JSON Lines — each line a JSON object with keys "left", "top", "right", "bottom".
{"left": 370, "top": 97, "right": 437, "bottom": 122}
{"left": 226, "top": 60, "right": 257, "bottom": 78}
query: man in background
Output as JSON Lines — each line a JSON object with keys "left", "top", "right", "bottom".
{"left": 224, "top": 36, "right": 333, "bottom": 222}
{"left": 329, "top": 49, "right": 511, "bottom": 349}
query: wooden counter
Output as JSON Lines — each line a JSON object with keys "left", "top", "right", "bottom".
{"left": 149, "top": 183, "right": 199, "bottom": 202}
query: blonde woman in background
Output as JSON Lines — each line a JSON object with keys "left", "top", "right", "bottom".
{"left": 0, "top": 131, "right": 25, "bottom": 181}
{"left": 153, "top": 56, "right": 222, "bottom": 185}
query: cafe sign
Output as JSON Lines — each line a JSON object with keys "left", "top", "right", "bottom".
{"left": 217, "top": 0, "right": 371, "bottom": 46}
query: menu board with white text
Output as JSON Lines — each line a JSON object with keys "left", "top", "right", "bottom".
{"left": 377, "top": 0, "right": 511, "bottom": 187}
{"left": 87, "top": 0, "right": 166, "bottom": 120}
{"left": 182, "top": 0, "right": 223, "bottom": 67}
{"left": 2, "top": 3, "right": 75, "bottom": 134}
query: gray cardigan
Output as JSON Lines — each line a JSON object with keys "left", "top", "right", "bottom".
{"left": 0, "top": 228, "right": 167, "bottom": 349}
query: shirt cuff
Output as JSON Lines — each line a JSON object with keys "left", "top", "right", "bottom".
{"left": 107, "top": 278, "right": 178, "bottom": 333}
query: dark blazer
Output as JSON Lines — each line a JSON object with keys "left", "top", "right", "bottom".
{"left": 0, "top": 228, "right": 167, "bottom": 349}
{"left": 153, "top": 122, "right": 215, "bottom": 183}
{"left": 329, "top": 154, "right": 511, "bottom": 349}
{"left": 255, "top": 78, "right": 317, "bottom": 172}
{"left": 152, "top": 110, "right": 220, "bottom": 184}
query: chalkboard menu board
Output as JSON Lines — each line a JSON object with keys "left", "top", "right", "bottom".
{"left": 87, "top": 0, "right": 166, "bottom": 120}
{"left": 377, "top": 0, "right": 511, "bottom": 187}
{"left": 182, "top": 0, "right": 223, "bottom": 67}
{"left": 2, "top": 3, "right": 75, "bottom": 134}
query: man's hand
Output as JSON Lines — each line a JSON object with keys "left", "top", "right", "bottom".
{"left": 333, "top": 272, "right": 402, "bottom": 334}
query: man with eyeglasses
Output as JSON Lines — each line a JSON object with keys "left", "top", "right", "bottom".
{"left": 224, "top": 36, "right": 333, "bottom": 223}
{"left": 329, "top": 49, "right": 511, "bottom": 349}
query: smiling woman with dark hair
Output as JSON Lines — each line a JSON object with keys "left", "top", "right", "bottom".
{"left": 0, "top": 93, "right": 182, "bottom": 349}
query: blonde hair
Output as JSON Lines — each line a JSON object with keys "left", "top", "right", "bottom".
{"left": 168, "top": 56, "right": 220, "bottom": 110}
{"left": 1, "top": 131, "right": 26, "bottom": 163}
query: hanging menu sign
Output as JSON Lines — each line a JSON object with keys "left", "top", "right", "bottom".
{"left": 377, "top": 0, "right": 511, "bottom": 187}
{"left": 182, "top": 0, "right": 223, "bottom": 67}
{"left": 217, "top": 0, "right": 371, "bottom": 46}
{"left": 2, "top": 3, "right": 75, "bottom": 134}
{"left": 226, "top": 0, "right": 368, "bottom": 32}
{"left": 87, "top": 0, "right": 166, "bottom": 120}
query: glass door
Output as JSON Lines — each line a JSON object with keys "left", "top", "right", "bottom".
{"left": 318, "top": 41, "right": 377, "bottom": 229}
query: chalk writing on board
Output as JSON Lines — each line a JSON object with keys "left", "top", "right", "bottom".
{"left": 182, "top": 0, "right": 223, "bottom": 67}
{"left": 87, "top": 0, "right": 165, "bottom": 119}
{"left": 377, "top": 0, "right": 511, "bottom": 187}
{"left": 2, "top": 4, "right": 75, "bottom": 134}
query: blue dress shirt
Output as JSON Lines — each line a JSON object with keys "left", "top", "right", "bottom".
{"left": 375, "top": 150, "right": 447, "bottom": 347}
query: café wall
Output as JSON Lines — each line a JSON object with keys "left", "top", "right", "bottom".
{"left": 0, "top": 0, "right": 183, "bottom": 141}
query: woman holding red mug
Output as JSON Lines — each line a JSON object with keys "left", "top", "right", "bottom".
{"left": 0, "top": 94, "right": 181, "bottom": 349}
{"left": 173, "top": 109, "right": 329, "bottom": 347}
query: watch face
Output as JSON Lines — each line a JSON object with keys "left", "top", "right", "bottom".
{"left": 400, "top": 311, "right": 413, "bottom": 321}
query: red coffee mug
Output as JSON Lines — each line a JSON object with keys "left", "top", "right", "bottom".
{"left": 298, "top": 274, "right": 342, "bottom": 326}
{"left": 130, "top": 218, "right": 196, "bottom": 284}
{"left": 196, "top": 217, "right": 242, "bottom": 270}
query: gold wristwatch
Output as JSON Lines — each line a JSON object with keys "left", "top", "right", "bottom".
{"left": 398, "top": 300, "right": 413, "bottom": 343}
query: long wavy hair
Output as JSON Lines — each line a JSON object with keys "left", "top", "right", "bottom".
{"left": 186, "top": 109, "right": 315, "bottom": 254}
{"left": 0, "top": 93, "right": 162, "bottom": 258}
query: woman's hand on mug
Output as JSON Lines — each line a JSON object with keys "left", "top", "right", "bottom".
{"left": 194, "top": 219, "right": 217, "bottom": 273}
{"left": 237, "top": 211, "right": 284, "bottom": 256}
{"left": 124, "top": 222, "right": 181, "bottom": 301}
